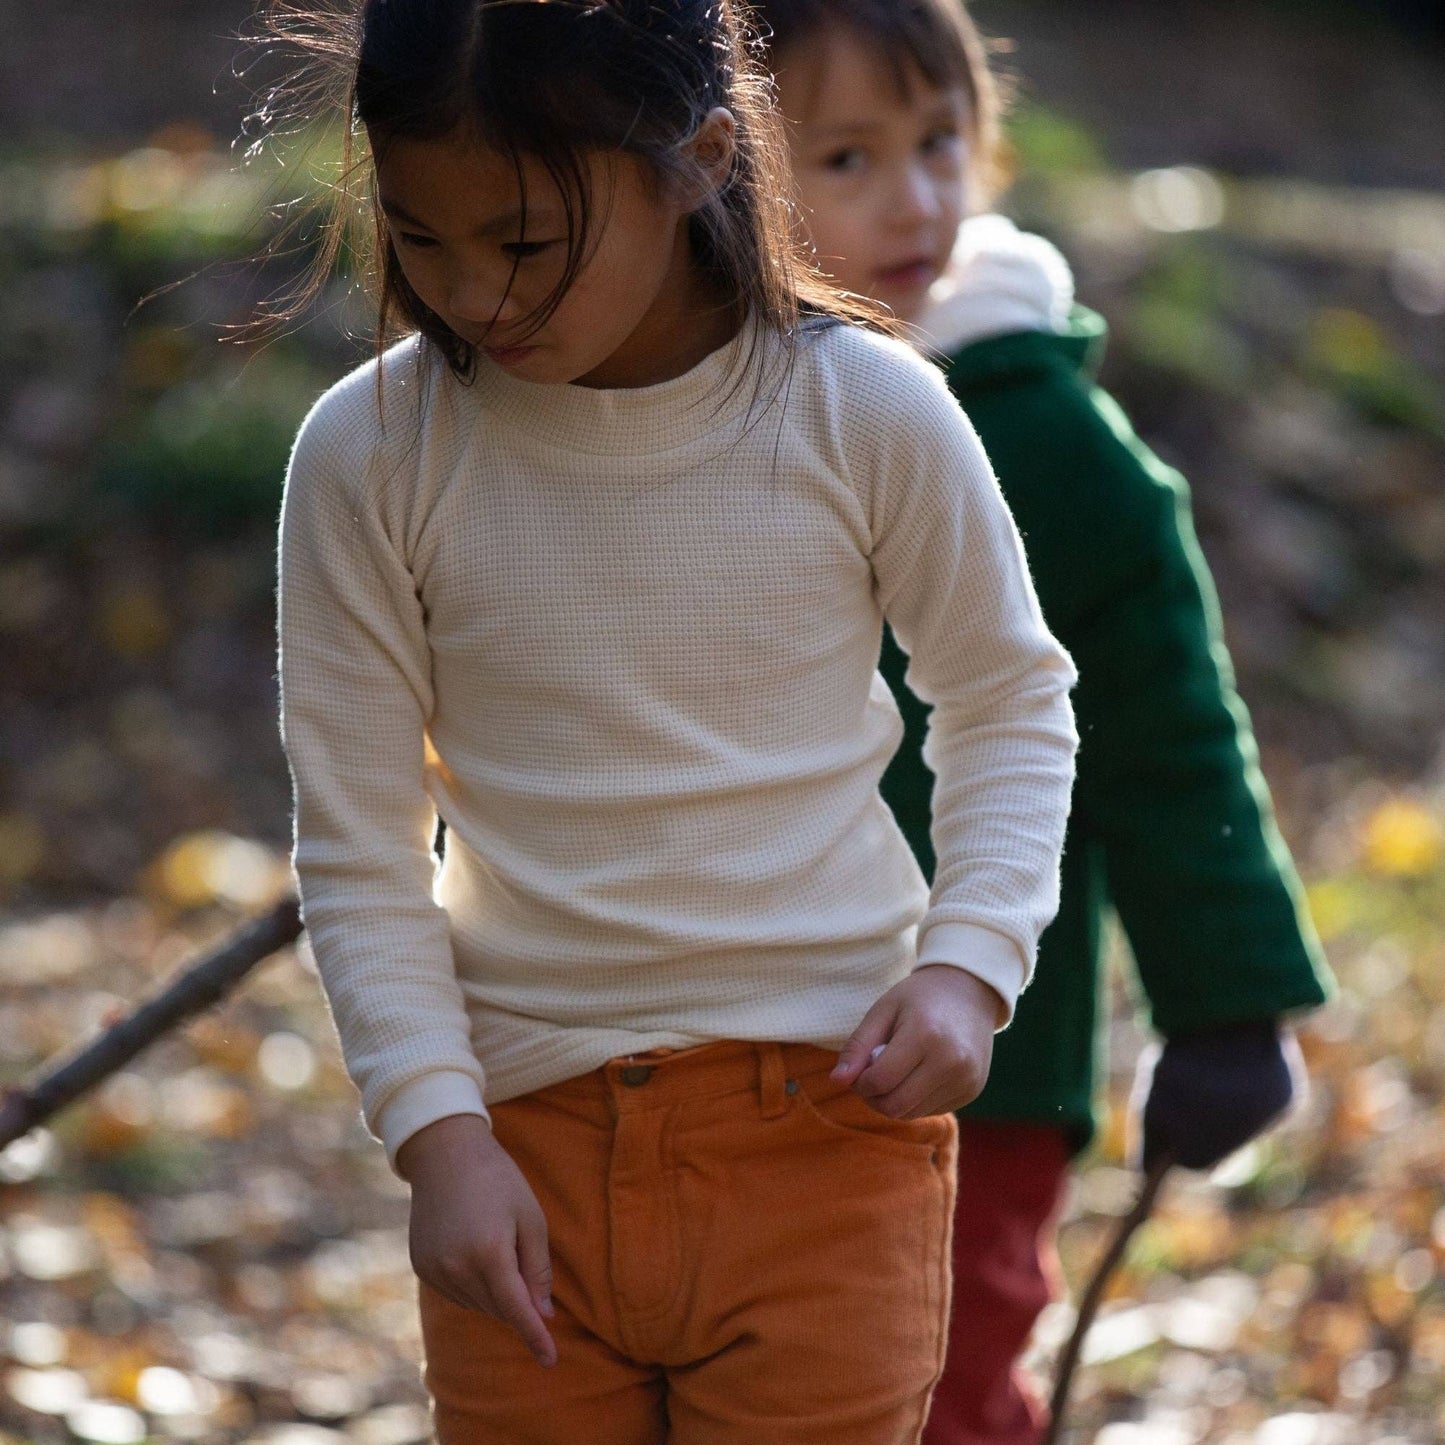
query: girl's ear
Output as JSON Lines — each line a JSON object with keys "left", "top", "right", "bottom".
{"left": 680, "top": 106, "right": 737, "bottom": 209}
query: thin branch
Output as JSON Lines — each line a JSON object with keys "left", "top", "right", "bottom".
{"left": 1042, "top": 1154, "right": 1175, "bottom": 1445}
{"left": 0, "top": 898, "right": 303, "bottom": 1151}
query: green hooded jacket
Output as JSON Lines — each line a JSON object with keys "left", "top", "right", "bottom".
{"left": 879, "top": 303, "right": 1332, "bottom": 1151}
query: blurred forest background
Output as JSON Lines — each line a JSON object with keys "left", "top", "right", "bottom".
{"left": 0, "top": 1, "right": 1443, "bottom": 1442}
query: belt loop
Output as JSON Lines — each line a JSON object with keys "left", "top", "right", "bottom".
{"left": 758, "top": 1043, "right": 789, "bottom": 1119}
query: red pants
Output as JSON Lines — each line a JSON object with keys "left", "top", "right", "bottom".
{"left": 922, "top": 1119, "right": 1070, "bottom": 1445}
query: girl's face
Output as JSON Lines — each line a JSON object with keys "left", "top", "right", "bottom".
{"left": 376, "top": 131, "right": 718, "bottom": 388}
{"left": 775, "top": 26, "right": 971, "bottom": 323}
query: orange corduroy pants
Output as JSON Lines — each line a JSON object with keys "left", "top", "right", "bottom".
{"left": 419, "top": 1039, "right": 958, "bottom": 1444}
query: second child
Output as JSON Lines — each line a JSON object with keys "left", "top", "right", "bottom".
{"left": 756, "top": 1, "right": 1333, "bottom": 1440}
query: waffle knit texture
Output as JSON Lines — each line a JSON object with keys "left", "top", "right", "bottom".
{"left": 277, "top": 318, "right": 1078, "bottom": 1167}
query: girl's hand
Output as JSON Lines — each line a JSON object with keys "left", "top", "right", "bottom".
{"left": 831, "top": 965, "right": 1006, "bottom": 1119}
{"left": 397, "top": 1114, "right": 557, "bottom": 1367}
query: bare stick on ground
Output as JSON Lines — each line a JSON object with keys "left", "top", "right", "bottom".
{"left": 0, "top": 897, "right": 303, "bottom": 1151}
{"left": 1042, "top": 1153, "right": 1175, "bottom": 1445}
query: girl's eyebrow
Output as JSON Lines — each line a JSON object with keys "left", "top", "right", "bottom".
{"left": 924, "top": 99, "right": 967, "bottom": 125}
{"left": 378, "top": 197, "right": 558, "bottom": 236}
{"left": 377, "top": 196, "right": 432, "bottom": 228}
{"left": 804, "top": 98, "right": 965, "bottom": 143}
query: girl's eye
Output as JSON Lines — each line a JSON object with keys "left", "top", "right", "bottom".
{"left": 502, "top": 240, "right": 559, "bottom": 260}
{"left": 822, "top": 148, "right": 867, "bottom": 175}
{"left": 922, "top": 129, "right": 962, "bottom": 157}
{"left": 396, "top": 230, "right": 439, "bottom": 250}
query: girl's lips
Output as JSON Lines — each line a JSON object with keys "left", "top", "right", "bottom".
{"left": 483, "top": 343, "right": 539, "bottom": 367}
{"left": 874, "top": 259, "right": 939, "bottom": 292}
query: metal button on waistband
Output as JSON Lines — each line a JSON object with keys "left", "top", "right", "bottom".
{"left": 619, "top": 1064, "right": 654, "bottom": 1087}
{"left": 785, "top": 1079, "right": 799, "bottom": 1095}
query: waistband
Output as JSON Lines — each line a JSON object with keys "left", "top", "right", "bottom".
{"left": 531, "top": 1039, "right": 840, "bottom": 1119}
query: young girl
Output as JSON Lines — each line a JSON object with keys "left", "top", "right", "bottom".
{"left": 755, "top": 1, "right": 1331, "bottom": 1441}
{"left": 269, "top": 0, "right": 1077, "bottom": 1439}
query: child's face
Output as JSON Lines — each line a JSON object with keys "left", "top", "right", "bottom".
{"left": 375, "top": 131, "right": 698, "bottom": 387}
{"left": 775, "top": 26, "right": 970, "bottom": 323}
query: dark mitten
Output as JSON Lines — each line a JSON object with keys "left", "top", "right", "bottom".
{"left": 1131, "top": 1019, "right": 1302, "bottom": 1172}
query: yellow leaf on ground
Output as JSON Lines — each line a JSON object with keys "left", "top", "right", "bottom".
{"left": 1361, "top": 797, "right": 1444, "bottom": 878}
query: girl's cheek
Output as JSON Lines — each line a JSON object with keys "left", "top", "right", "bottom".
{"left": 395, "top": 253, "right": 441, "bottom": 305}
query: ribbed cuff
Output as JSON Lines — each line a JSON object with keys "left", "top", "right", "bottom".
{"left": 914, "top": 922, "right": 1029, "bottom": 1027}
{"left": 376, "top": 1070, "right": 490, "bottom": 1174}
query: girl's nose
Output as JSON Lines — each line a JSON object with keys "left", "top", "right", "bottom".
{"left": 448, "top": 269, "right": 520, "bottom": 329}
{"left": 894, "top": 163, "right": 942, "bottom": 225}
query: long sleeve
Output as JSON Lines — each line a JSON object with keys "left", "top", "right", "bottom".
{"left": 953, "top": 350, "right": 1330, "bottom": 1035}
{"left": 1058, "top": 391, "right": 1330, "bottom": 1033}
{"left": 278, "top": 393, "right": 488, "bottom": 1167}
{"left": 863, "top": 356, "right": 1078, "bottom": 1017}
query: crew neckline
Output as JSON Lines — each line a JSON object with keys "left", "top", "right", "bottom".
{"left": 470, "top": 315, "right": 778, "bottom": 457}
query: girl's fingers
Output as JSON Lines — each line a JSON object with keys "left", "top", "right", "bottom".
{"left": 486, "top": 1247, "right": 558, "bottom": 1368}
{"left": 914, "top": 1066, "right": 984, "bottom": 1116}
{"left": 864, "top": 1051, "right": 983, "bottom": 1118}
{"left": 429, "top": 1258, "right": 555, "bottom": 1366}
{"left": 853, "top": 1016, "right": 926, "bottom": 1097}
{"left": 853, "top": 1047, "right": 913, "bottom": 1098}
{"left": 833, "top": 995, "right": 902, "bottom": 1083}
{"left": 515, "top": 1210, "right": 555, "bottom": 1319}
{"left": 860, "top": 1058, "right": 936, "bottom": 1119}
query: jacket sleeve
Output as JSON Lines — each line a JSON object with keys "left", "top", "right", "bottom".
{"left": 984, "top": 367, "right": 1331, "bottom": 1036}
{"left": 278, "top": 392, "right": 489, "bottom": 1168}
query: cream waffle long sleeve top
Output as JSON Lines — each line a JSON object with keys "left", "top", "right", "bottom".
{"left": 278, "top": 319, "right": 1077, "bottom": 1167}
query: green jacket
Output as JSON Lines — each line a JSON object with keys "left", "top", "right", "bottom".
{"left": 879, "top": 308, "right": 1332, "bottom": 1151}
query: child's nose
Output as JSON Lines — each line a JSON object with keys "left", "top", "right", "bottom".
{"left": 894, "top": 164, "right": 942, "bottom": 224}
{"left": 448, "top": 270, "right": 522, "bottom": 329}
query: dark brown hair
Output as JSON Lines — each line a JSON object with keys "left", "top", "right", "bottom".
{"left": 749, "top": 0, "right": 1008, "bottom": 201}
{"left": 247, "top": 0, "right": 885, "bottom": 378}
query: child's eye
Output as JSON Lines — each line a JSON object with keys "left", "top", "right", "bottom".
{"left": 822, "top": 148, "right": 867, "bottom": 175}
{"left": 502, "top": 240, "right": 560, "bottom": 260}
{"left": 396, "top": 230, "right": 440, "bottom": 250}
{"left": 922, "top": 129, "right": 962, "bottom": 157}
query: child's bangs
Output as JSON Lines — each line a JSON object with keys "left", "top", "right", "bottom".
{"left": 253, "top": 0, "right": 887, "bottom": 380}
{"left": 355, "top": 0, "right": 718, "bottom": 357}
{"left": 867, "top": 4, "right": 978, "bottom": 101}
{"left": 757, "top": 0, "right": 1004, "bottom": 199}
{"left": 355, "top": 2, "right": 624, "bottom": 349}
{"left": 760, "top": 0, "right": 993, "bottom": 131}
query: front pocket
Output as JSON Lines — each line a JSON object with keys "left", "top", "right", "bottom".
{"left": 792, "top": 1075, "right": 955, "bottom": 1164}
